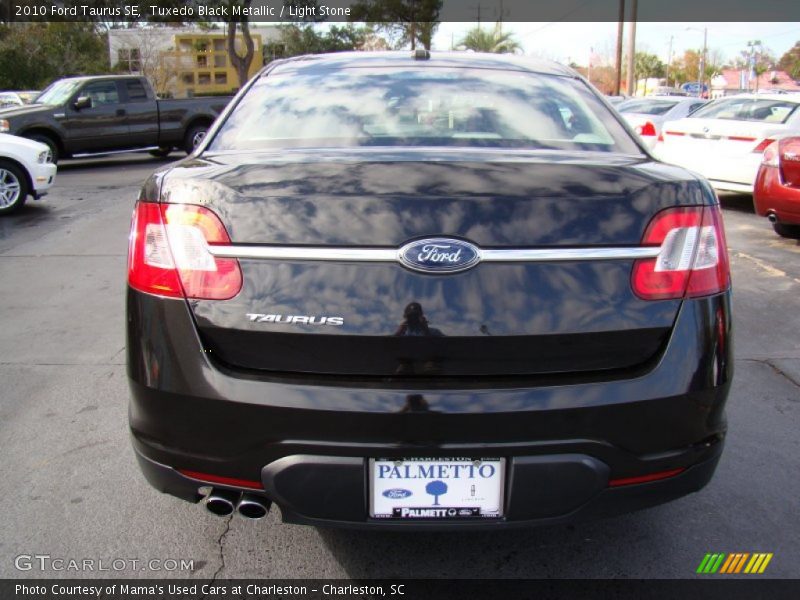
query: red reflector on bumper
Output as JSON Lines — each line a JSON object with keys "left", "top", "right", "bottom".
{"left": 608, "top": 467, "right": 686, "bottom": 487}
{"left": 178, "top": 469, "right": 263, "bottom": 490}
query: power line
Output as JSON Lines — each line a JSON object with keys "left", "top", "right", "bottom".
{"left": 519, "top": 0, "right": 598, "bottom": 39}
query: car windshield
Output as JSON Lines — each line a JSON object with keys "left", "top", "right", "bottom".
{"left": 35, "top": 79, "right": 83, "bottom": 106}
{"left": 617, "top": 99, "right": 680, "bottom": 115}
{"left": 208, "top": 67, "right": 641, "bottom": 154}
{"left": 689, "top": 98, "right": 800, "bottom": 123}
{"left": 18, "top": 92, "right": 39, "bottom": 104}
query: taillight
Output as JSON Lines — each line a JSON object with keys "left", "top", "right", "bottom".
{"left": 635, "top": 121, "right": 657, "bottom": 137}
{"left": 752, "top": 138, "right": 775, "bottom": 153}
{"left": 128, "top": 202, "right": 242, "bottom": 300}
{"left": 761, "top": 140, "right": 780, "bottom": 167}
{"left": 632, "top": 205, "right": 730, "bottom": 301}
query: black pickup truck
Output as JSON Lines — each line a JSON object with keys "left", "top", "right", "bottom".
{"left": 0, "top": 75, "right": 231, "bottom": 162}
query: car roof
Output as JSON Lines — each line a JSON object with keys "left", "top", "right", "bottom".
{"left": 715, "top": 93, "right": 800, "bottom": 103}
{"left": 263, "top": 51, "right": 577, "bottom": 78}
{"left": 55, "top": 75, "right": 143, "bottom": 84}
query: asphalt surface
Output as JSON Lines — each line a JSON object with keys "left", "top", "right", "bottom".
{"left": 0, "top": 153, "right": 798, "bottom": 580}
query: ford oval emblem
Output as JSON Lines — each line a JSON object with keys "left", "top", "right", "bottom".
{"left": 398, "top": 238, "right": 481, "bottom": 274}
{"left": 383, "top": 488, "right": 413, "bottom": 499}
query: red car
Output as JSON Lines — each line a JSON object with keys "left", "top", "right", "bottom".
{"left": 754, "top": 137, "right": 800, "bottom": 238}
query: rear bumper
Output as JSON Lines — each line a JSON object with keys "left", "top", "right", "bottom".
{"left": 754, "top": 165, "right": 800, "bottom": 224}
{"left": 133, "top": 440, "right": 724, "bottom": 530}
{"left": 128, "top": 288, "right": 733, "bottom": 528}
{"left": 656, "top": 144, "right": 760, "bottom": 191}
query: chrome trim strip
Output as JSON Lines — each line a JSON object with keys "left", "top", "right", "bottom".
{"left": 481, "top": 247, "right": 660, "bottom": 261}
{"left": 208, "top": 245, "right": 660, "bottom": 262}
{"left": 208, "top": 246, "right": 398, "bottom": 261}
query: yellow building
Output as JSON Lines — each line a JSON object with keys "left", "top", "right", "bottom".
{"left": 166, "top": 33, "right": 264, "bottom": 97}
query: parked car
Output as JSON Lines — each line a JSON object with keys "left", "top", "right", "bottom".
{"left": 606, "top": 95, "right": 629, "bottom": 106}
{"left": 0, "top": 91, "right": 40, "bottom": 109}
{"left": 647, "top": 87, "right": 687, "bottom": 97}
{"left": 128, "top": 52, "right": 732, "bottom": 529}
{"left": 0, "top": 75, "right": 231, "bottom": 162}
{"left": 656, "top": 94, "right": 800, "bottom": 192}
{"left": 754, "top": 137, "right": 800, "bottom": 238}
{"left": 0, "top": 133, "right": 57, "bottom": 214}
{"left": 617, "top": 97, "right": 707, "bottom": 149}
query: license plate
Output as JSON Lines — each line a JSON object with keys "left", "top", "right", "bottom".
{"left": 369, "top": 457, "right": 505, "bottom": 519}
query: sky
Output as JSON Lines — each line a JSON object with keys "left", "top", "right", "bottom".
{"left": 431, "top": 22, "right": 800, "bottom": 67}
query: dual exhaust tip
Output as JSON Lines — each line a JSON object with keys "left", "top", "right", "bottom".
{"left": 206, "top": 489, "right": 271, "bottom": 520}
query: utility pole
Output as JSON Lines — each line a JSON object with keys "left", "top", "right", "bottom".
{"left": 614, "top": 0, "right": 625, "bottom": 94}
{"left": 666, "top": 35, "right": 674, "bottom": 87}
{"left": 700, "top": 27, "right": 708, "bottom": 97}
{"left": 625, "top": 0, "right": 637, "bottom": 96}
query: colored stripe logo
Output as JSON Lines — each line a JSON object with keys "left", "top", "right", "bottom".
{"left": 697, "top": 553, "right": 773, "bottom": 574}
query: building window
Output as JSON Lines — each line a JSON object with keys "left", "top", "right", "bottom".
{"left": 198, "top": 72, "right": 211, "bottom": 85}
{"left": 181, "top": 73, "right": 195, "bottom": 85}
{"left": 214, "top": 54, "right": 227, "bottom": 68}
{"left": 197, "top": 54, "right": 208, "bottom": 68}
{"left": 214, "top": 73, "right": 228, "bottom": 85}
{"left": 117, "top": 48, "right": 141, "bottom": 73}
{"left": 213, "top": 39, "right": 226, "bottom": 52}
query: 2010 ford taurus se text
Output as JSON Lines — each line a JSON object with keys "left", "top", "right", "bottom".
{"left": 127, "top": 52, "right": 733, "bottom": 529}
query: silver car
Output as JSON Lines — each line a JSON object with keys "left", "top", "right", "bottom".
{"left": 617, "top": 97, "right": 708, "bottom": 149}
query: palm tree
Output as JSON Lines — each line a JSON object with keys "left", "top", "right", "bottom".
{"left": 458, "top": 23, "right": 521, "bottom": 54}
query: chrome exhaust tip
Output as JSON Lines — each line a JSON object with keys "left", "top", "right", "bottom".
{"left": 237, "top": 493, "right": 271, "bottom": 520}
{"left": 205, "top": 489, "right": 240, "bottom": 517}
{"left": 767, "top": 213, "right": 778, "bottom": 223}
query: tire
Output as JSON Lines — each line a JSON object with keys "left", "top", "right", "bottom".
{"left": 183, "top": 123, "right": 209, "bottom": 154}
{"left": 772, "top": 221, "right": 800, "bottom": 239}
{"left": 149, "top": 146, "right": 173, "bottom": 158}
{"left": 0, "top": 160, "right": 30, "bottom": 215}
{"left": 25, "top": 133, "right": 60, "bottom": 164}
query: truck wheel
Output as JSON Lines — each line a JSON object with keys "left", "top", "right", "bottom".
{"left": 773, "top": 221, "right": 800, "bottom": 239}
{"left": 149, "top": 147, "right": 173, "bottom": 158}
{"left": 25, "top": 134, "right": 60, "bottom": 164}
{"left": 0, "top": 161, "right": 30, "bottom": 215}
{"left": 184, "top": 124, "right": 208, "bottom": 154}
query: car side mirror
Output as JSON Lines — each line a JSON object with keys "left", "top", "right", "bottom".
{"left": 73, "top": 96, "right": 92, "bottom": 110}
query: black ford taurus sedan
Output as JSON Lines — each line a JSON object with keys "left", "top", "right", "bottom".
{"left": 127, "top": 51, "right": 732, "bottom": 529}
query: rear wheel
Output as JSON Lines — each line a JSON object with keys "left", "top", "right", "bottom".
{"left": 149, "top": 146, "right": 173, "bottom": 158}
{"left": 25, "top": 133, "right": 59, "bottom": 164}
{"left": 183, "top": 124, "right": 209, "bottom": 154}
{"left": 772, "top": 221, "right": 800, "bottom": 239}
{"left": 0, "top": 161, "right": 29, "bottom": 215}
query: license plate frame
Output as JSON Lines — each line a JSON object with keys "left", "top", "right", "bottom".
{"left": 369, "top": 457, "right": 505, "bottom": 520}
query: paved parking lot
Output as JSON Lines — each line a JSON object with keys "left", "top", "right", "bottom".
{"left": 0, "top": 153, "right": 798, "bottom": 579}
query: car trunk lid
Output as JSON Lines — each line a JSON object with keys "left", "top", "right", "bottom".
{"left": 160, "top": 149, "right": 703, "bottom": 378}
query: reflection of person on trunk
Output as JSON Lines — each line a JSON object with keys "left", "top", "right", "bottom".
{"left": 394, "top": 302, "right": 444, "bottom": 375}
{"left": 394, "top": 302, "right": 444, "bottom": 337}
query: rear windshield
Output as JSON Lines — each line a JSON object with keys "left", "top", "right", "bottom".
{"left": 617, "top": 98, "right": 680, "bottom": 116}
{"left": 689, "top": 98, "right": 800, "bottom": 124}
{"left": 207, "top": 67, "right": 641, "bottom": 154}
